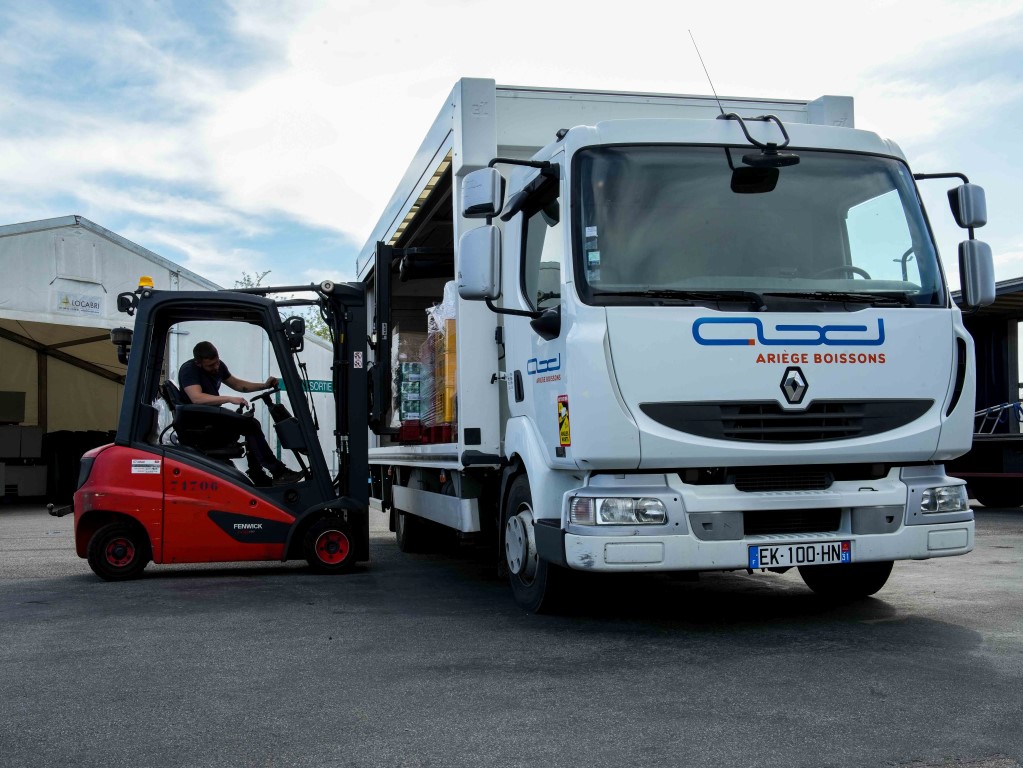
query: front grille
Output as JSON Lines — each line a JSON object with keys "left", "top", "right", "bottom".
{"left": 680, "top": 463, "right": 888, "bottom": 490}
{"left": 734, "top": 468, "right": 832, "bottom": 492}
{"left": 744, "top": 508, "right": 841, "bottom": 535}
{"left": 641, "top": 399, "right": 933, "bottom": 443}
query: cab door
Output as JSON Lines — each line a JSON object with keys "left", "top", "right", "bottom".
{"left": 514, "top": 163, "right": 571, "bottom": 463}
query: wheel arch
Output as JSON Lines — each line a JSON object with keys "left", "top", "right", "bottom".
{"left": 502, "top": 416, "right": 580, "bottom": 525}
{"left": 283, "top": 500, "right": 364, "bottom": 561}
{"left": 76, "top": 510, "right": 152, "bottom": 559}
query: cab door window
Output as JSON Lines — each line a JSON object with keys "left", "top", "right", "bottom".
{"left": 521, "top": 201, "right": 563, "bottom": 312}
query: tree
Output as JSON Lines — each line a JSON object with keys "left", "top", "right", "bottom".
{"left": 235, "top": 270, "right": 330, "bottom": 341}
{"left": 235, "top": 270, "right": 272, "bottom": 289}
{"left": 303, "top": 308, "right": 331, "bottom": 341}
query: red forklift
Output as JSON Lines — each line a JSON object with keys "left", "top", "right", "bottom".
{"left": 50, "top": 278, "right": 369, "bottom": 580}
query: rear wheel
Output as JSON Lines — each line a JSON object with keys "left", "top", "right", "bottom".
{"left": 504, "top": 475, "right": 570, "bottom": 614}
{"left": 798, "top": 560, "right": 894, "bottom": 600}
{"left": 87, "top": 523, "right": 151, "bottom": 581}
{"left": 304, "top": 518, "right": 354, "bottom": 573}
{"left": 395, "top": 509, "right": 433, "bottom": 553}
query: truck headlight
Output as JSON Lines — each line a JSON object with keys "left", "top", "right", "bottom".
{"left": 920, "top": 485, "right": 969, "bottom": 513}
{"left": 569, "top": 497, "right": 667, "bottom": 526}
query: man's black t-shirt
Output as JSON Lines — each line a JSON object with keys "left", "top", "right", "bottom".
{"left": 178, "top": 360, "right": 232, "bottom": 402}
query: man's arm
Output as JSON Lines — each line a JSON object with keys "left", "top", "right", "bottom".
{"left": 223, "top": 374, "right": 279, "bottom": 394}
{"left": 183, "top": 385, "right": 247, "bottom": 407}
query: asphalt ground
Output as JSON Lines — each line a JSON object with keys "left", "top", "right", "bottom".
{"left": 0, "top": 501, "right": 1020, "bottom": 768}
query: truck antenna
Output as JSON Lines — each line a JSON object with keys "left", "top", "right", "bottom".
{"left": 689, "top": 30, "right": 726, "bottom": 117}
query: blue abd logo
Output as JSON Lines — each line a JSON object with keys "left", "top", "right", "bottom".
{"left": 693, "top": 317, "right": 885, "bottom": 347}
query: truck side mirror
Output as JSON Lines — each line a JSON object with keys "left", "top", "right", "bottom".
{"left": 457, "top": 226, "right": 501, "bottom": 300}
{"left": 948, "top": 183, "right": 987, "bottom": 229}
{"left": 959, "top": 239, "right": 995, "bottom": 308}
{"left": 461, "top": 168, "right": 505, "bottom": 218}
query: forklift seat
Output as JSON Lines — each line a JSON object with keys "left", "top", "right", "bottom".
{"left": 160, "top": 381, "right": 246, "bottom": 460}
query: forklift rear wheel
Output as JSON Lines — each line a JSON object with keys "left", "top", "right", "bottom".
{"left": 87, "top": 523, "right": 150, "bottom": 581}
{"left": 304, "top": 518, "right": 354, "bottom": 573}
{"left": 798, "top": 560, "right": 893, "bottom": 600}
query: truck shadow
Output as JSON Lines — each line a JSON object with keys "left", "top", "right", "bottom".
{"left": 38, "top": 531, "right": 982, "bottom": 646}
{"left": 371, "top": 533, "right": 915, "bottom": 628}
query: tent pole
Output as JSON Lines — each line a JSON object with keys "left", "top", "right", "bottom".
{"left": 37, "top": 352, "right": 47, "bottom": 431}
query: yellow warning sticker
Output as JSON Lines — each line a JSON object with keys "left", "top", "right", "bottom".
{"left": 558, "top": 395, "right": 571, "bottom": 446}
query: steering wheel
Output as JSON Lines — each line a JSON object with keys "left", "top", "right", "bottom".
{"left": 235, "top": 388, "right": 278, "bottom": 414}
{"left": 813, "top": 265, "right": 872, "bottom": 279}
{"left": 249, "top": 387, "right": 280, "bottom": 407}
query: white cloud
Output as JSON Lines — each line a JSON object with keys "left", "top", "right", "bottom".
{"left": 0, "top": 124, "right": 205, "bottom": 191}
{"left": 995, "top": 246, "right": 1023, "bottom": 280}
{"left": 75, "top": 184, "right": 266, "bottom": 236}
{"left": 188, "top": 0, "right": 1023, "bottom": 249}
{"left": 121, "top": 226, "right": 266, "bottom": 288}
{"left": 2, "top": 0, "right": 1022, "bottom": 287}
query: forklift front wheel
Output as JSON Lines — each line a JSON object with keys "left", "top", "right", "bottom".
{"left": 87, "top": 522, "right": 151, "bottom": 581}
{"left": 304, "top": 518, "right": 354, "bottom": 574}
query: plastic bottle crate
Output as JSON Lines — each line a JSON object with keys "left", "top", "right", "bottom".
{"left": 422, "top": 424, "right": 454, "bottom": 444}
{"left": 398, "top": 422, "right": 423, "bottom": 443}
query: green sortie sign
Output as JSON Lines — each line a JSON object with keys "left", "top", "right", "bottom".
{"left": 279, "top": 379, "right": 333, "bottom": 393}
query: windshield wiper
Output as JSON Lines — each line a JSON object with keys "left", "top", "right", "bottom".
{"left": 594, "top": 289, "right": 766, "bottom": 310}
{"left": 763, "top": 290, "right": 915, "bottom": 307}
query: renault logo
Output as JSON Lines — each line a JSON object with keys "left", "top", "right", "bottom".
{"left": 780, "top": 366, "right": 808, "bottom": 405}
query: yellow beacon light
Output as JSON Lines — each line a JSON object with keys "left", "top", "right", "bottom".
{"left": 138, "top": 276, "right": 155, "bottom": 289}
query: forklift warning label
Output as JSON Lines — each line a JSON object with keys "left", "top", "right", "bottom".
{"left": 558, "top": 395, "right": 571, "bottom": 446}
{"left": 131, "top": 459, "right": 162, "bottom": 474}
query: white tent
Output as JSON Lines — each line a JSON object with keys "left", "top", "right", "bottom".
{"left": 0, "top": 215, "right": 343, "bottom": 497}
{"left": 0, "top": 215, "right": 220, "bottom": 434}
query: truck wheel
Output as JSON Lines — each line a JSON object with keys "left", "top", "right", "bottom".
{"left": 798, "top": 560, "right": 894, "bottom": 600}
{"left": 304, "top": 518, "right": 354, "bottom": 573}
{"left": 395, "top": 509, "right": 432, "bottom": 553}
{"left": 504, "top": 475, "right": 570, "bottom": 614}
{"left": 86, "top": 523, "right": 150, "bottom": 581}
{"left": 972, "top": 483, "right": 1023, "bottom": 508}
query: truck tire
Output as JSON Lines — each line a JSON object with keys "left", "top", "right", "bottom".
{"left": 304, "top": 518, "right": 354, "bottom": 573}
{"left": 972, "top": 482, "right": 1023, "bottom": 508}
{"left": 798, "top": 560, "right": 893, "bottom": 600}
{"left": 86, "top": 522, "right": 151, "bottom": 581}
{"left": 395, "top": 509, "right": 433, "bottom": 553}
{"left": 504, "top": 475, "right": 570, "bottom": 614}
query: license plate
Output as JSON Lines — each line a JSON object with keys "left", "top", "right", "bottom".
{"left": 748, "top": 541, "right": 851, "bottom": 569}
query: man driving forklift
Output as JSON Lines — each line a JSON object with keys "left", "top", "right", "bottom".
{"left": 178, "top": 341, "right": 304, "bottom": 487}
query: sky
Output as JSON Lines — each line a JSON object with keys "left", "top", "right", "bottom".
{"left": 1, "top": 0, "right": 1021, "bottom": 290}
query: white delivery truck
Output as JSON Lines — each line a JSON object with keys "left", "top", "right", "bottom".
{"left": 357, "top": 78, "right": 994, "bottom": 612}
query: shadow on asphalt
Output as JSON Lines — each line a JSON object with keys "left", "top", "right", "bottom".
{"left": 24, "top": 519, "right": 995, "bottom": 641}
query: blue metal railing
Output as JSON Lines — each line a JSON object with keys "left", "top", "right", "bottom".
{"left": 975, "top": 401, "right": 1023, "bottom": 434}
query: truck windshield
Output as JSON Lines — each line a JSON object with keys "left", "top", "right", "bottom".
{"left": 574, "top": 146, "right": 945, "bottom": 307}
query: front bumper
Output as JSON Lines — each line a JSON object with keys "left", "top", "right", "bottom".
{"left": 535, "top": 466, "right": 974, "bottom": 572}
{"left": 549, "top": 521, "right": 973, "bottom": 572}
